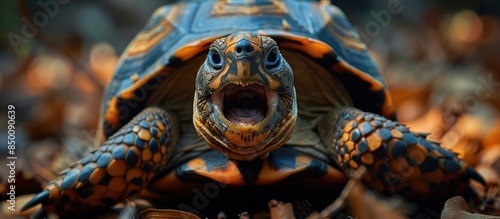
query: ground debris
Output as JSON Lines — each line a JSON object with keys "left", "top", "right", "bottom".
{"left": 441, "top": 196, "right": 500, "bottom": 219}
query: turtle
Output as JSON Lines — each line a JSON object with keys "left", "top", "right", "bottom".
{"left": 22, "top": 0, "right": 485, "bottom": 218}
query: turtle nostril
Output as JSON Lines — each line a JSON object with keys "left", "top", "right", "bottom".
{"left": 245, "top": 46, "right": 252, "bottom": 53}
{"left": 234, "top": 40, "right": 254, "bottom": 56}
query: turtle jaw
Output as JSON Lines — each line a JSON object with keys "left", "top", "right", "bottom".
{"left": 210, "top": 82, "right": 280, "bottom": 147}
{"left": 212, "top": 83, "right": 276, "bottom": 127}
{"left": 204, "top": 82, "right": 295, "bottom": 160}
{"left": 193, "top": 83, "right": 296, "bottom": 161}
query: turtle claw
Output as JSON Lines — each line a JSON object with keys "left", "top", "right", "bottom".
{"left": 21, "top": 190, "right": 50, "bottom": 212}
{"left": 467, "top": 166, "right": 486, "bottom": 185}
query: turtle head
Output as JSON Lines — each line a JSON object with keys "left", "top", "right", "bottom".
{"left": 193, "top": 32, "right": 297, "bottom": 160}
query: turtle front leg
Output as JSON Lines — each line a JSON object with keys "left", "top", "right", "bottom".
{"left": 21, "top": 107, "right": 177, "bottom": 217}
{"left": 318, "top": 107, "right": 484, "bottom": 197}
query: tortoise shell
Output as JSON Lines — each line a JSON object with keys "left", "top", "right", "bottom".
{"left": 101, "top": 0, "right": 395, "bottom": 138}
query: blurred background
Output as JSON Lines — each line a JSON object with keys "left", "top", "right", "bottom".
{"left": 0, "top": 0, "right": 499, "bottom": 217}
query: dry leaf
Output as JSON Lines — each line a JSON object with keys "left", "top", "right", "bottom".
{"left": 441, "top": 196, "right": 500, "bottom": 219}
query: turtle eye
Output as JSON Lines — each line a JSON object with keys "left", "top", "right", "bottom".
{"left": 208, "top": 49, "right": 223, "bottom": 70}
{"left": 265, "top": 47, "right": 281, "bottom": 70}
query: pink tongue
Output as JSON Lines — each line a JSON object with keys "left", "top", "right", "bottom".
{"left": 227, "top": 108, "right": 265, "bottom": 125}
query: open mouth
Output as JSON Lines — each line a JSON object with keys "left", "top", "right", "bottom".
{"left": 223, "top": 84, "right": 267, "bottom": 125}
{"left": 212, "top": 83, "right": 275, "bottom": 126}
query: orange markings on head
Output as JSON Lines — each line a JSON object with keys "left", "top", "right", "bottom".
{"left": 224, "top": 128, "right": 269, "bottom": 147}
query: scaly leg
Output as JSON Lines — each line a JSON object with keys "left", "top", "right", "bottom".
{"left": 318, "top": 107, "right": 484, "bottom": 197}
{"left": 21, "top": 107, "right": 177, "bottom": 218}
